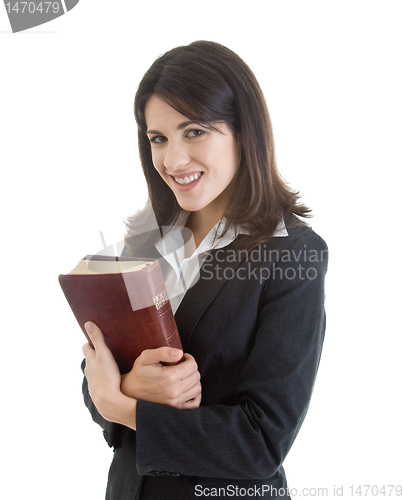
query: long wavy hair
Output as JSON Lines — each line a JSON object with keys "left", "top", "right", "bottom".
{"left": 124, "top": 40, "right": 310, "bottom": 254}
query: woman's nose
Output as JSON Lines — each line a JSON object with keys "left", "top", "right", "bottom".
{"left": 163, "top": 142, "right": 190, "bottom": 172}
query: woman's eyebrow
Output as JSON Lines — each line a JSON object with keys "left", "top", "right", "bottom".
{"left": 146, "top": 120, "right": 198, "bottom": 135}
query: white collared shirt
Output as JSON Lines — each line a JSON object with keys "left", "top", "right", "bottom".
{"left": 154, "top": 213, "right": 288, "bottom": 314}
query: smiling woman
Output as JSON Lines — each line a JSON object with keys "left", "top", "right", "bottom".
{"left": 81, "top": 40, "right": 328, "bottom": 500}
{"left": 145, "top": 96, "right": 240, "bottom": 246}
{"left": 127, "top": 41, "right": 312, "bottom": 255}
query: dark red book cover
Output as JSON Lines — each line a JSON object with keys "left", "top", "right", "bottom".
{"left": 59, "top": 256, "right": 183, "bottom": 373}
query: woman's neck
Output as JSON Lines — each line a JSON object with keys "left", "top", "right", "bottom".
{"left": 185, "top": 209, "right": 223, "bottom": 249}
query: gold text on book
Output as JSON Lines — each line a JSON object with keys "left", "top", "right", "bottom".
{"left": 153, "top": 291, "right": 168, "bottom": 310}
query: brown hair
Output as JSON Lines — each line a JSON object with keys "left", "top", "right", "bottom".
{"left": 125, "top": 40, "right": 310, "bottom": 254}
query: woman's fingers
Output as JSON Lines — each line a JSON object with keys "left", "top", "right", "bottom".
{"left": 123, "top": 348, "right": 202, "bottom": 408}
{"left": 180, "top": 391, "right": 202, "bottom": 410}
{"left": 162, "top": 366, "right": 202, "bottom": 407}
{"left": 82, "top": 341, "right": 94, "bottom": 358}
{"left": 84, "top": 321, "right": 107, "bottom": 348}
{"left": 177, "top": 367, "right": 201, "bottom": 395}
{"left": 182, "top": 381, "right": 202, "bottom": 405}
{"left": 81, "top": 321, "right": 121, "bottom": 399}
{"left": 136, "top": 350, "right": 199, "bottom": 387}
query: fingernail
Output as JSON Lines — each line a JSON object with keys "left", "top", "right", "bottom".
{"left": 85, "top": 322, "right": 94, "bottom": 333}
{"left": 172, "top": 349, "right": 181, "bottom": 357}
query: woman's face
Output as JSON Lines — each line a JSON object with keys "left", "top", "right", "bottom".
{"left": 145, "top": 95, "right": 240, "bottom": 221}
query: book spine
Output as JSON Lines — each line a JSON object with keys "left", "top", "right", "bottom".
{"left": 122, "top": 261, "right": 182, "bottom": 351}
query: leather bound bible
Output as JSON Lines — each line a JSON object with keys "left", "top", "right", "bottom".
{"left": 59, "top": 255, "right": 183, "bottom": 373}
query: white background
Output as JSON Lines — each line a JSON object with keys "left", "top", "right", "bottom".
{"left": 1, "top": 1, "right": 403, "bottom": 498}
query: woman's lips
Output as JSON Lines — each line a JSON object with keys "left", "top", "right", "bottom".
{"left": 174, "top": 172, "right": 202, "bottom": 185}
{"left": 170, "top": 172, "right": 203, "bottom": 191}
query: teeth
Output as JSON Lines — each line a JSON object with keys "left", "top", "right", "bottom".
{"left": 174, "top": 172, "right": 202, "bottom": 185}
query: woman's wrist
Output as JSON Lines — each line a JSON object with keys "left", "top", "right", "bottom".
{"left": 104, "top": 393, "right": 138, "bottom": 431}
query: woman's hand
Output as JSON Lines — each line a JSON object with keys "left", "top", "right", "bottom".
{"left": 121, "top": 348, "right": 202, "bottom": 410}
{"left": 82, "top": 322, "right": 137, "bottom": 430}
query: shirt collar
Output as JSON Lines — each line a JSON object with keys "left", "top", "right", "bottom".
{"left": 155, "top": 211, "right": 288, "bottom": 259}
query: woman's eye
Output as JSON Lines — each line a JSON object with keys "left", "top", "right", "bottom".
{"left": 150, "top": 135, "right": 166, "bottom": 144}
{"left": 186, "top": 129, "right": 204, "bottom": 138}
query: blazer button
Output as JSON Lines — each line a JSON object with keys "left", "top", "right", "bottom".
{"left": 149, "top": 471, "right": 160, "bottom": 477}
{"left": 102, "top": 431, "right": 108, "bottom": 441}
{"left": 161, "top": 472, "right": 171, "bottom": 477}
{"left": 170, "top": 473, "right": 181, "bottom": 477}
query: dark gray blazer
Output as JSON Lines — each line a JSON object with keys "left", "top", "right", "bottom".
{"left": 82, "top": 220, "right": 328, "bottom": 499}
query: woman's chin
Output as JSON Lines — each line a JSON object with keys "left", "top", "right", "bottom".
{"left": 175, "top": 199, "right": 203, "bottom": 213}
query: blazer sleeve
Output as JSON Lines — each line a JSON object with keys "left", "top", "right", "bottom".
{"left": 134, "top": 232, "right": 328, "bottom": 479}
{"left": 81, "top": 358, "right": 123, "bottom": 450}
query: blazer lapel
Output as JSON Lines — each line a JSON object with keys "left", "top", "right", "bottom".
{"left": 174, "top": 242, "right": 249, "bottom": 351}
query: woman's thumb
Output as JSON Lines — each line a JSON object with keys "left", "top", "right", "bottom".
{"left": 84, "top": 321, "right": 104, "bottom": 348}
{"left": 140, "top": 346, "right": 183, "bottom": 365}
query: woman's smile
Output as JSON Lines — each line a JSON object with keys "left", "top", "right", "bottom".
{"left": 145, "top": 96, "right": 240, "bottom": 218}
{"left": 172, "top": 171, "right": 203, "bottom": 187}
